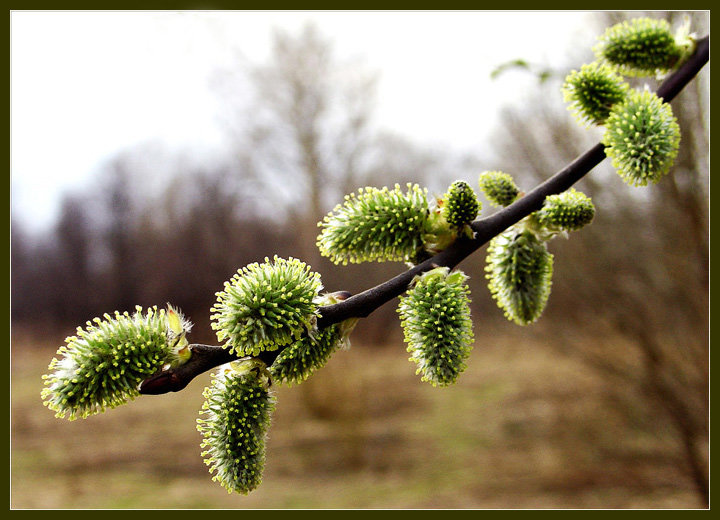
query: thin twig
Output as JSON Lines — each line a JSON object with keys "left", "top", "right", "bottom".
{"left": 139, "top": 35, "right": 708, "bottom": 396}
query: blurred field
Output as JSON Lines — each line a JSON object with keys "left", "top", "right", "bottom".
{"left": 11, "top": 326, "right": 702, "bottom": 509}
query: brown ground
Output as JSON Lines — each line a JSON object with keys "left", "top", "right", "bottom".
{"left": 11, "top": 327, "right": 703, "bottom": 509}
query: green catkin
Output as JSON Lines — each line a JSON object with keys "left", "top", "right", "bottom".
{"left": 562, "top": 62, "right": 629, "bottom": 126}
{"left": 197, "top": 359, "right": 275, "bottom": 495}
{"left": 210, "top": 256, "right": 323, "bottom": 357}
{"left": 270, "top": 325, "right": 344, "bottom": 386}
{"left": 270, "top": 292, "right": 358, "bottom": 386}
{"left": 593, "top": 17, "right": 691, "bottom": 77}
{"left": 486, "top": 228, "right": 554, "bottom": 326}
{"left": 398, "top": 267, "right": 474, "bottom": 387}
{"left": 602, "top": 88, "right": 681, "bottom": 187}
{"left": 478, "top": 171, "right": 520, "bottom": 207}
{"left": 317, "top": 183, "right": 430, "bottom": 265}
{"left": 442, "top": 180, "right": 481, "bottom": 228}
{"left": 41, "top": 305, "right": 192, "bottom": 420}
{"left": 535, "top": 189, "right": 596, "bottom": 233}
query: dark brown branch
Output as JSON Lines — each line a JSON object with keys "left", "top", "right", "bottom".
{"left": 139, "top": 35, "right": 708, "bottom": 396}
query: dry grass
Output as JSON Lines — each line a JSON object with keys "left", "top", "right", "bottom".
{"left": 11, "top": 326, "right": 702, "bottom": 509}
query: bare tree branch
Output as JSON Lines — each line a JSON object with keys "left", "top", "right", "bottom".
{"left": 139, "top": 35, "right": 708, "bottom": 396}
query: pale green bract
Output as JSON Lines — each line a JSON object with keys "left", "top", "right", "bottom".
{"left": 398, "top": 267, "right": 474, "bottom": 387}
{"left": 41, "top": 304, "right": 192, "bottom": 420}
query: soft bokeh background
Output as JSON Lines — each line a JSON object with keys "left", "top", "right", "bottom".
{"left": 10, "top": 11, "right": 709, "bottom": 509}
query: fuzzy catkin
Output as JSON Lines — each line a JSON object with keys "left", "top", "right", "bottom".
{"left": 478, "top": 171, "right": 520, "bottom": 208}
{"left": 535, "top": 189, "right": 596, "bottom": 232}
{"left": 602, "top": 89, "right": 681, "bottom": 187}
{"left": 486, "top": 228, "right": 554, "bottom": 326}
{"left": 41, "top": 305, "right": 190, "bottom": 420}
{"left": 317, "top": 183, "right": 429, "bottom": 264}
{"left": 398, "top": 267, "right": 474, "bottom": 387}
{"left": 442, "top": 180, "right": 480, "bottom": 228}
{"left": 562, "top": 62, "right": 629, "bottom": 126}
{"left": 270, "top": 325, "right": 343, "bottom": 386}
{"left": 197, "top": 360, "right": 275, "bottom": 495}
{"left": 594, "top": 17, "right": 685, "bottom": 77}
{"left": 211, "top": 256, "right": 323, "bottom": 357}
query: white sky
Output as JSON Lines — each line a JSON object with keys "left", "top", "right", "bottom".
{"left": 10, "top": 10, "right": 597, "bottom": 232}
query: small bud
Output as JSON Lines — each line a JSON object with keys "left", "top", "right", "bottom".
{"left": 562, "top": 62, "right": 629, "bottom": 126}
{"left": 197, "top": 359, "right": 275, "bottom": 495}
{"left": 441, "top": 180, "right": 480, "bottom": 228}
{"left": 535, "top": 188, "right": 596, "bottom": 232}
{"left": 210, "top": 256, "right": 323, "bottom": 357}
{"left": 486, "top": 229, "right": 554, "bottom": 325}
{"left": 594, "top": 17, "right": 692, "bottom": 77}
{"left": 316, "top": 183, "right": 430, "bottom": 264}
{"left": 397, "top": 267, "right": 474, "bottom": 387}
{"left": 602, "top": 88, "right": 681, "bottom": 187}
{"left": 478, "top": 171, "right": 520, "bottom": 207}
{"left": 41, "top": 305, "right": 192, "bottom": 420}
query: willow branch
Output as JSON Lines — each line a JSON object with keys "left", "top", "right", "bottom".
{"left": 139, "top": 35, "right": 708, "bottom": 396}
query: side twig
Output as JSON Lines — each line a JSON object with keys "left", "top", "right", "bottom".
{"left": 139, "top": 35, "right": 708, "bottom": 396}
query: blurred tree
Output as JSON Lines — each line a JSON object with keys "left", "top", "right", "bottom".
{"left": 96, "top": 155, "right": 141, "bottom": 313}
{"left": 215, "top": 23, "right": 379, "bottom": 269}
{"left": 10, "top": 219, "right": 38, "bottom": 324}
{"left": 51, "top": 193, "right": 94, "bottom": 323}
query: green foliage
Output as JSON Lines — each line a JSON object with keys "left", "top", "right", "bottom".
{"left": 210, "top": 256, "right": 323, "bottom": 357}
{"left": 197, "top": 359, "right": 275, "bottom": 495}
{"left": 594, "top": 17, "right": 691, "bottom": 77}
{"left": 317, "top": 183, "right": 430, "bottom": 265}
{"left": 602, "top": 89, "right": 681, "bottom": 187}
{"left": 398, "top": 267, "right": 474, "bottom": 386}
{"left": 441, "top": 180, "right": 480, "bottom": 228}
{"left": 562, "top": 62, "right": 629, "bottom": 126}
{"left": 535, "top": 188, "right": 596, "bottom": 233}
{"left": 478, "top": 171, "right": 520, "bottom": 208}
{"left": 486, "top": 228, "right": 554, "bottom": 326}
{"left": 41, "top": 305, "right": 192, "bottom": 420}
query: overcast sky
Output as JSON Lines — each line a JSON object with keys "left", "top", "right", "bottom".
{"left": 10, "top": 10, "right": 599, "bottom": 232}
